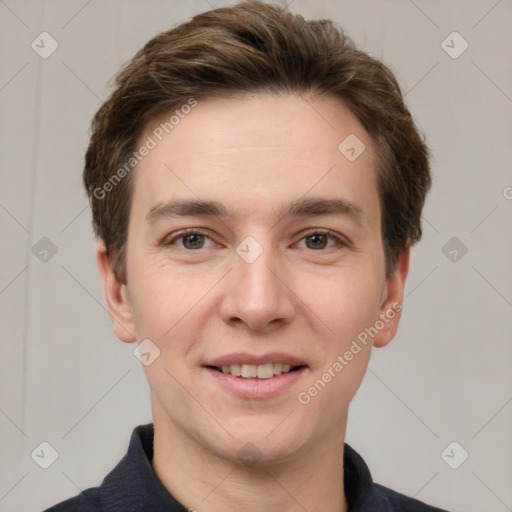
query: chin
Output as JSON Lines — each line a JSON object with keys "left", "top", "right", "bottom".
{"left": 215, "top": 438, "right": 302, "bottom": 469}
{"left": 216, "top": 418, "right": 312, "bottom": 466}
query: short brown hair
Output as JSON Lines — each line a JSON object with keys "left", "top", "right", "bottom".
{"left": 84, "top": 0, "right": 431, "bottom": 283}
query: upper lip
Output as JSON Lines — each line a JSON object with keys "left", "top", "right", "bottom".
{"left": 203, "top": 352, "right": 308, "bottom": 368}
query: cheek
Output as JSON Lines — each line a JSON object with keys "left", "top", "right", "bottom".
{"left": 296, "top": 274, "right": 379, "bottom": 418}
{"left": 289, "top": 268, "right": 382, "bottom": 399}
{"left": 127, "top": 258, "right": 221, "bottom": 355}
{"left": 127, "top": 259, "right": 187, "bottom": 339}
{"left": 301, "top": 267, "right": 384, "bottom": 344}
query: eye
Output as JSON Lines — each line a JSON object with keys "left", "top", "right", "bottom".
{"left": 296, "top": 230, "right": 347, "bottom": 250}
{"left": 164, "top": 229, "right": 216, "bottom": 250}
{"left": 163, "top": 229, "right": 348, "bottom": 251}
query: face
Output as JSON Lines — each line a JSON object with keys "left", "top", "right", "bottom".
{"left": 98, "top": 92, "right": 408, "bottom": 466}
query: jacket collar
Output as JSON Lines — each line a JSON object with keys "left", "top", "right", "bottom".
{"left": 100, "top": 423, "right": 379, "bottom": 512}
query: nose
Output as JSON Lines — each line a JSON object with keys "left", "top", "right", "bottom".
{"left": 218, "top": 240, "right": 295, "bottom": 332}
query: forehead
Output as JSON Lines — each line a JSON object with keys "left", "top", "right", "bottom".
{"left": 130, "top": 92, "right": 379, "bottom": 228}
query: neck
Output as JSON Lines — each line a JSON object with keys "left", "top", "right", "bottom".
{"left": 151, "top": 400, "right": 349, "bottom": 512}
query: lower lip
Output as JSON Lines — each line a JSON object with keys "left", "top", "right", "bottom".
{"left": 204, "top": 367, "right": 307, "bottom": 399}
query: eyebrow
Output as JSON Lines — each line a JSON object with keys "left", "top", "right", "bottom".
{"left": 145, "top": 197, "right": 364, "bottom": 225}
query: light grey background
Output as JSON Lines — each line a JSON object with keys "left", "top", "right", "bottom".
{"left": 1, "top": 1, "right": 511, "bottom": 511}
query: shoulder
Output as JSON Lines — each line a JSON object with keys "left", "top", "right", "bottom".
{"left": 42, "top": 487, "right": 102, "bottom": 512}
{"left": 372, "top": 483, "right": 450, "bottom": 512}
{"left": 343, "top": 444, "right": 450, "bottom": 512}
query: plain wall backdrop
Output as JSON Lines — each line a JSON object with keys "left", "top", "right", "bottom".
{"left": 1, "top": 1, "right": 511, "bottom": 511}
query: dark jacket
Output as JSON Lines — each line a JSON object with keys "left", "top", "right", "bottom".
{"left": 43, "top": 423, "right": 449, "bottom": 512}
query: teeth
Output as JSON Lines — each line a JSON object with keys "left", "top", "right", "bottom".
{"left": 217, "top": 363, "right": 298, "bottom": 379}
{"left": 257, "top": 363, "right": 273, "bottom": 379}
{"left": 241, "top": 364, "right": 257, "bottom": 378}
{"left": 230, "top": 363, "right": 242, "bottom": 376}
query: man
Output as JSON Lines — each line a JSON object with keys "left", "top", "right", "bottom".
{"left": 45, "top": 1, "right": 448, "bottom": 510}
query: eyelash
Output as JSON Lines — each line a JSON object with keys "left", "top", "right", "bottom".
{"left": 163, "top": 228, "right": 349, "bottom": 251}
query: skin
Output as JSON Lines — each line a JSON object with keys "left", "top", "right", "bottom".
{"left": 97, "top": 92, "right": 409, "bottom": 512}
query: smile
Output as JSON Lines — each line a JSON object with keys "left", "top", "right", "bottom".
{"left": 212, "top": 363, "right": 301, "bottom": 379}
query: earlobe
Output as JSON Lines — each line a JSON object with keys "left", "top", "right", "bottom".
{"left": 96, "top": 240, "right": 137, "bottom": 343}
{"left": 373, "top": 246, "right": 410, "bottom": 348}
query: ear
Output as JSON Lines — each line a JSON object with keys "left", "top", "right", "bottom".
{"left": 373, "top": 245, "right": 410, "bottom": 348}
{"left": 96, "top": 240, "right": 137, "bottom": 343}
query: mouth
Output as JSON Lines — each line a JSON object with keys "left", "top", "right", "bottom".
{"left": 202, "top": 354, "right": 308, "bottom": 398}
{"left": 207, "top": 363, "right": 305, "bottom": 379}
